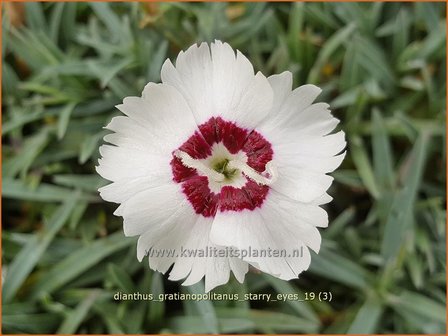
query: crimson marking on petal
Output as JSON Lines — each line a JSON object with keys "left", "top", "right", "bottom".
{"left": 170, "top": 156, "right": 196, "bottom": 183}
{"left": 198, "top": 117, "right": 219, "bottom": 146}
{"left": 243, "top": 131, "right": 274, "bottom": 173}
{"left": 178, "top": 130, "right": 212, "bottom": 159}
{"left": 239, "top": 180, "right": 270, "bottom": 208}
{"left": 172, "top": 117, "right": 273, "bottom": 217}
{"left": 199, "top": 117, "right": 249, "bottom": 154}
{"left": 219, "top": 182, "right": 269, "bottom": 212}
{"left": 181, "top": 175, "right": 219, "bottom": 217}
{"left": 218, "top": 117, "right": 248, "bottom": 154}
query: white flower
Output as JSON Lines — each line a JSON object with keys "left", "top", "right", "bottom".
{"left": 97, "top": 40, "right": 346, "bottom": 292}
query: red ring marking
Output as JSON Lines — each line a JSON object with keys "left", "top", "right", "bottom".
{"left": 170, "top": 117, "right": 273, "bottom": 217}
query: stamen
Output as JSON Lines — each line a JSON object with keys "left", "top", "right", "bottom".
{"left": 174, "top": 150, "right": 225, "bottom": 182}
{"left": 228, "top": 160, "right": 277, "bottom": 186}
{"left": 174, "top": 150, "right": 277, "bottom": 186}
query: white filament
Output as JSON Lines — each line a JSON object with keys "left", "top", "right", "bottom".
{"left": 174, "top": 150, "right": 277, "bottom": 186}
{"left": 227, "top": 160, "right": 277, "bottom": 185}
{"left": 174, "top": 150, "right": 226, "bottom": 182}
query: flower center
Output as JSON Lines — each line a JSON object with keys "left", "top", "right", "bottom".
{"left": 174, "top": 142, "right": 276, "bottom": 190}
{"left": 170, "top": 117, "right": 275, "bottom": 217}
{"left": 212, "top": 158, "right": 236, "bottom": 180}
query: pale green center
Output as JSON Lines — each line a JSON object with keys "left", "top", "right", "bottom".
{"left": 212, "top": 158, "right": 238, "bottom": 181}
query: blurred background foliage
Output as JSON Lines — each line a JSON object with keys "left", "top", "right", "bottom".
{"left": 1, "top": 1, "right": 446, "bottom": 334}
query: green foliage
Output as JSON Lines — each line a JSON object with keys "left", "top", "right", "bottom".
{"left": 2, "top": 2, "right": 446, "bottom": 334}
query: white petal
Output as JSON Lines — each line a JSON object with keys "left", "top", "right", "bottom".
{"left": 161, "top": 42, "right": 214, "bottom": 125}
{"left": 287, "top": 103, "right": 340, "bottom": 136}
{"left": 226, "top": 71, "right": 273, "bottom": 129}
{"left": 269, "top": 103, "right": 340, "bottom": 144}
{"left": 210, "top": 43, "right": 254, "bottom": 110}
{"left": 211, "top": 42, "right": 273, "bottom": 127}
{"left": 181, "top": 262, "right": 206, "bottom": 287}
{"left": 162, "top": 40, "right": 273, "bottom": 128}
{"left": 313, "top": 193, "right": 333, "bottom": 205}
{"left": 269, "top": 131, "right": 345, "bottom": 203}
{"left": 204, "top": 253, "right": 231, "bottom": 292}
{"left": 263, "top": 191, "right": 325, "bottom": 249}
{"left": 121, "top": 182, "right": 187, "bottom": 237}
{"left": 260, "top": 217, "right": 320, "bottom": 256}
{"left": 98, "top": 175, "right": 171, "bottom": 204}
{"left": 145, "top": 209, "right": 199, "bottom": 274}
{"left": 276, "top": 152, "right": 346, "bottom": 174}
{"left": 103, "top": 116, "right": 162, "bottom": 153}
{"left": 168, "top": 216, "right": 212, "bottom": 281}
{"left": 115, "top": 83, "right": 198, "bottom": 154}
{"left": 229, "top": 257, "right": 249, "bottom": 283}
{"left": 275, "top": 131, "right": 346, "bottom": 159}
{"left": 267, "top": 71, "right": 293, "bottom": 113}
{"left": 272, "top": 166, "right": 334, "bottom": 203}
{"left": 96, "top": 144, "right": 169, "bottom": 182}
{"left": 163, "top": 216, "right": 249, "bottom": 292}
{"left": 260, "top": 84, "right": 321, "bottom": 131}
{"left": 210, "top": 209, "right": 311, "bottom": 280}
{"left": 295, "top": 202, "right": 329, "bottom": 228}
